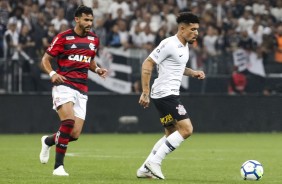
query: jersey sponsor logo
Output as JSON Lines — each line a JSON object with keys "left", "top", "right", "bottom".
{"left": 68, "top": 54, "right": 91, "bottom": 63}
{"left": 87, "top": 36, "right": 94, "bottom": 40}
{"left": 48, "top": 37, "right": 58, "bottom": 51}
{"left": 66, "top": 36, "right": 75, "bottom": 40}
{"left": 176, "top": 105, "right": 187, "bottom": 115}
{"left": 160, "top": 113, "right": 174, "bottom": 125}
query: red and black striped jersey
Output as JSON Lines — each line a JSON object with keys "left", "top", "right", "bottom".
{"left": 46, "top": 29, "right": 99, "bottom": 94}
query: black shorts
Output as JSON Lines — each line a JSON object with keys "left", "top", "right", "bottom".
{"left": 152, "top": 95, "right": 189, "bottom": 127}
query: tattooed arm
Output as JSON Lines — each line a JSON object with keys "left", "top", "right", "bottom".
{"left": 139, "top": 57, "right": 155, "bottom": 108}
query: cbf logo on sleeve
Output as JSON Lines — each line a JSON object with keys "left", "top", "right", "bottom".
{"left": 68, "top": 55, "right": 91, "bottom": 63}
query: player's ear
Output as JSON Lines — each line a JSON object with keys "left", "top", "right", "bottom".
{"left": 74, "top": 16, "right": 79, "bottom": 23}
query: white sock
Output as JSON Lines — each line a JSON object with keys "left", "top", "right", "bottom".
{"left": 150, "top": 131, "right": 184, "bottom": 165}
{"left": 139, "top": 136, "right": 166, "bottom": 171}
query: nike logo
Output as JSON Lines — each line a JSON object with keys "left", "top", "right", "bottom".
{"left": 179, "top": 55, "right": 183, "bottom": 57}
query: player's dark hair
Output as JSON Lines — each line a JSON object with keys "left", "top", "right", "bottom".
{"left": 74, "top": 5, "right": 93, "bottom": 17}
{"left": 176, "top": 12, "right": 200, "bottom": 24}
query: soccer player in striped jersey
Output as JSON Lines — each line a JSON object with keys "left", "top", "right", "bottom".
{"left": 137, "top": 12, "right": 205, "bottom": 179}
{"left": 39, "top": 5, "right": 107, "bottom": 176}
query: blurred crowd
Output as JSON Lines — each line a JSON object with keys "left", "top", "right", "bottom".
{"left": 1, "top": 0, "right": 282, "bottom": 94}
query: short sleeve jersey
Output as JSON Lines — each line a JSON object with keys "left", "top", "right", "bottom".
{"left": 46, "top": 29, "right": 99, "bottom": 94}
{"left": 149, "top": 35, "right": 189, "bottom": 99}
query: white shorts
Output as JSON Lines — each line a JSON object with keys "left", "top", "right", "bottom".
{"left": 52, "top": 85, "right": 88, "bottom": 120}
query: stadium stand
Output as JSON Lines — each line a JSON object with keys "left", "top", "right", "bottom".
{"left": 1, "top": 0, "right": 282, "bottom": 95}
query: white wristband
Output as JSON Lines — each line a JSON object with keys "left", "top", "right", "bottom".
{"left": 49, "top": 71, "right": 56, "bottom": 78}
{"left": 95, "top": 67, "right": 100, "bottom": 73}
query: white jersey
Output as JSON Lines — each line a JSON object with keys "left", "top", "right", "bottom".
{"left": 149, "top": 35, "right": 189, "bottom": 99}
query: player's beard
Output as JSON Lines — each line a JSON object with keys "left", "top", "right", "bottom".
{"left": 80, "top": 24, "right": 91, "bottom": 35}
{"left": 187, "top": 37, "right": 197, "bottom": 44}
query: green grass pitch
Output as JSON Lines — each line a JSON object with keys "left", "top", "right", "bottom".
{"left": 0, "top": 133, "right": 281, "bottom": 184}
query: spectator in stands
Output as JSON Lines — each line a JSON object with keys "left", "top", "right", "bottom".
{"left": 247, "top": 22, "right": 264, "bottom": 46}
{"left": 51, "top": 8, "right": 69, "bottom": 32}
{"left": 40, "top": 0, "right": 56, "bottom": 22}
{"left": 154, "top": 26, "right": 167, "bottom": 46}
{"left": 94, "top": 17, "right": 107, "bottom": 47}
{"left": 270, "top": 0, "right": 282, "bottom": 22}
{"left": 8, "top": 6, "right": 24, "bottom": 34}
{"left": 3, "top": 18, "right": 19, "bottom": 92}
{"left": 129, "top": 21, "right": 143, "bottom": 48}
{"left": 238, "top": 30, "right": 256, "bottom": 51}
{"left": 237, "top": 6, "right": 255, "bottom": 32}
{"left": 106, "top": 23, "right": 122, "bottom": 48}
{"left": 59, "top": 22, "right": 69, "bottom": 33}
{"left": 18, "top": 24, "right": 36, "bottom": 59}
{"left": 117, "top": 19, "right": 130, "bottom": 49}
{"left": 140, "top": 24, "right": 155, "bottom": 53}
{"left": 107, "top": 0, "right": 131, "bottom": 21}
{"left": 65, "top": 0, "right": 79, "bottom": 25}
{"left": 3, "top": 18, "right": 18, "bottom": 60}
{"left": 0, "top": 0, "right": 12, "bottom": 26}
{"left": 161, "top": 4, "right": 177, "bottom": 34}
{"left": 228, "top": 66, "right": 247, "bottom": 95}
{"left": 261, "top": 27, "right": 275, "bottom": 64}
{"left": 18, "top": 24, "right": 44, "bottom": 91}
{"left": 150, "top": 4, "right": 163, "bottom": 33}
{"left": 202, "top": 24, "right": 219, "bottom": 74}
{"left": 42, "top": 24, "right": 56, "bottom": 50}
{"left": 92, "top": 0, "right": 104, "bottom": 25}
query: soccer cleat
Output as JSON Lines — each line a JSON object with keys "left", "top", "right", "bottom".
{"left": 136, "top": 168, "right": 157, "bottom": 179}
{"left": 145, "top": 161, "right": 165, "bottom": 179}
{"left": 39, "top": 135, "right": 51, "bottom": 164}
{"left": 53, "top": 165, "right": 69, "bottom": 176}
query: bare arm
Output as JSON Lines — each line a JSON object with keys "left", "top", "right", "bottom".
{"left": 183, "top": 67, "right": 205, "bottom": 79}
{"left": 139, "top": 57, "right": 155, "bottom": 108}
{"left": 41, "top": 52, "right": 66, "bottom": 84}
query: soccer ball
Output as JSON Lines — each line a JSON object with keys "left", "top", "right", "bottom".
{"left": 240, "top": 160, "right": 264, "bottom": 180}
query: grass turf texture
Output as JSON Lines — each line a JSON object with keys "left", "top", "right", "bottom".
{"left": 0, "top": 133, "right": 281, "bottom": 184}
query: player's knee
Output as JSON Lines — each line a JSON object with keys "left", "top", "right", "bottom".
{"left": 180, "top": 124, "right": 193, "bottom": 139}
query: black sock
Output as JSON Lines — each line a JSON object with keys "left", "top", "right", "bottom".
{"left": 54, "top": 153, "right": 65, "bottom": 169}
{"left": 45, "top": 134, "right": 55, "bottom": 146}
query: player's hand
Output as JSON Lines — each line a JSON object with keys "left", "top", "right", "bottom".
{"left": 139, "top": 92, "right": 150, "bottom": 108}
{"left": 96, "top": 68, "right": 108, "bottom": 79}
{"left": 51, "top": 73, "right": 66, "bottom": 84}
{"left": 193, "top": 71, "right": 205, "bottom": 80}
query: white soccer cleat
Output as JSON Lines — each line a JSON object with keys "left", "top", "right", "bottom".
{"left": 53, "top": 165, "right": 69, "bottom": 176}
{"left": 145, "top": 161, "right": 165, "bottom": 179}
{"left": 136, "top": 168, "right": 157, "bottom": 179}
{"left": 39, "top": 135, "right": 51, "bottom": 164}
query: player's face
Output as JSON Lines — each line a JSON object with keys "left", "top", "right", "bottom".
{"left": 181, "top": 23, "right": 199, "bottom": 44}
{"left": 76, "top": 13, "right": 94, "bottom": 33}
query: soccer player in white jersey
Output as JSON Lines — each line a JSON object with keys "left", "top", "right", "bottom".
{"left": 137, "top": 12, "right": 205, "bottom": 179}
